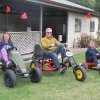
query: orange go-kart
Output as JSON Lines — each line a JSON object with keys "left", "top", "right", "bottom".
{"left": 81, "top": 56, "right": 100, "bottom": 74}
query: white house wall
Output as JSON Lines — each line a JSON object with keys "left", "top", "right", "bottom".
{"left": 67, "top": 12, "right": 98, "bottom": 48}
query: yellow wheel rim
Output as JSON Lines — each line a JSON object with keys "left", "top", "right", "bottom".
{"left": 76, "top": 70, "right": 83, "bottom": 79}
{"left": 31, "top": 63, "right": 35, "bottom": 68}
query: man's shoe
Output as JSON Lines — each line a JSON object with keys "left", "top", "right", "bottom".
{"left": 58, "top": 67, "right": 67, "bottom": 74}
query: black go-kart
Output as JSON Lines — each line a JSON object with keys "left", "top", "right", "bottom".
{"left": 0, "top": 47, "right": 42, "bottom": 88}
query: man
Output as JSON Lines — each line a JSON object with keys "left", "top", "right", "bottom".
{"left": 41, "top": 28, "right": 67, "bottom": 74}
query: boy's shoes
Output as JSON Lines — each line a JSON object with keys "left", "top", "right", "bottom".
{"left": 97, "top": 64, "right": 100, "bottom": 69}
{"left": 58, "top": 67, "right": 67, "bottom": 74}
{"left": 6, "top": 61, "right": 13, "bottom": 68}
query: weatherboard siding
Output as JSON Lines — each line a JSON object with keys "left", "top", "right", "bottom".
{"left": 67, "top": 12, "right": 98, "bottom": 48}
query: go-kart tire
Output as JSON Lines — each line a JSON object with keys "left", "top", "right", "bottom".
{"left": 3, "top": 70, "right": 16, "bottom": 88}
{"left": 81, "top": 64, "right": 87, "bottom": 70}
{"left": 30, "top": 59, "right": 40, "bottom": 68}
{"left": 74, "top": 66, "right": 86, "bottom": 82}
{"left": 30, "top": 67, "right": 42, "bottom": 83}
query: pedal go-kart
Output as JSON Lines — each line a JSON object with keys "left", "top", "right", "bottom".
{"left": 81, "top": 62, "right": 100, "bottom": 74}
{"left": 0, "top": 47, "right": 42, "bottom": 88}
{"left": 30, "top": 44, "right": 87, "bottom": 82}
{"left": 80, "top": 52, "right": 100, "bottom": 74}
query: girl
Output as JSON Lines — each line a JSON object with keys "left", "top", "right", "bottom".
{"left": 0, "top": 33, "right": 14, "bottom": 67}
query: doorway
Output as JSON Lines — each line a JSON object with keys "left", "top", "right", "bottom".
{"left": 43, "top": 6, "right": 68, "bottom": 43}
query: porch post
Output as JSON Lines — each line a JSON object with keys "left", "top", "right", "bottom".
{"left": 40, "top": 5, "right": 43, "bottom": 38}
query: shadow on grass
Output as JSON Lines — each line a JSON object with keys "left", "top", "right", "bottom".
{"left": 42, "top": 69, "right": 69, "bottom": 77}
{"left": 42, "top": 71, "right": 58, "bottom": 76}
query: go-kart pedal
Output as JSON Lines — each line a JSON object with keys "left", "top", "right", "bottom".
{"left": 6, "top": 61, "right": 13, "bottom": 68}
{"left": 97, "top": 63, "right": 100, "bottom": 69}
{"left": 58, "top": 67, "right": 67, "bottom": 74}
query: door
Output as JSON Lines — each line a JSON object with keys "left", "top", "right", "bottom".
{"left": 56, "top": 23, "right": 67, "bottom": 43}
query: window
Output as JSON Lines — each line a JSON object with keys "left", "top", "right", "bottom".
{"left": 90, "top": 21, "right": 95, "bottom": 32}
{"left": 75, "top": 18, "right": 81, "bottom": 32}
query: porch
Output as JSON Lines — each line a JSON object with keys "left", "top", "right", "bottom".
{"left": 0, "top": 31, "right": 41, "bottom": 54}
{"left": 0, "top": 0, "right": 68, "bottom": 43}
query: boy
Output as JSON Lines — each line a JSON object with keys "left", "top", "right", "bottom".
{"left": 86, "top": 41, "right": 100, "bottom": 68}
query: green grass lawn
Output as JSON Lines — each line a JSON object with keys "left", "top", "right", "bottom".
{"left": 0, "top": 52, "right": 100, "bottom": 100}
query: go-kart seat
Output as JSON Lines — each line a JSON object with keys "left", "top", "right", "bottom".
{"left": 33, "top": 44, "right": 57, "bottom": 71}
{"left": 85, "top": 56, "right": 94, "bottom": 63}
{"left": 85, "top": 51, "right": 96, "bottom": 68}
{"left": 33, "top": 44, "right": 45, "bottom": 60}
{"left": 85, "top": 48, "right": 95, "bottom": 63}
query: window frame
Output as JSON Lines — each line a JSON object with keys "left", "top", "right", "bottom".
{"left": 90, "top": 21, "right": 95, "bottom": 32}
{"left": 75, "top": 18, "right": 81, "bottom": 32}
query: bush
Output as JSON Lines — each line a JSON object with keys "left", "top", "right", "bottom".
{"left": 95, "top": 36, "right": 100, "bottom": 47}
{"left": 78, "top": 33, "right": 95, "bottom": 48}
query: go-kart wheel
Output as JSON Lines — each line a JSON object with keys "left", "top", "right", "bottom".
{"left": 74, "top": 66, "right": 86, "bottom": 82}
{"left": 30, "top": 59, "right": 40, "bottom": 68}
{"left": 30, "top": 67, "right": 42, "bottom": 83}
{"left": 81, "top": 64, "right": 87, "bottom": 70}
{"left": 3, "top": 70, "right": 16, "bottom": 88}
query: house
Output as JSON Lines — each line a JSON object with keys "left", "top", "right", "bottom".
{"left": 0, "top": 0, "right": 99, "bottom": 52}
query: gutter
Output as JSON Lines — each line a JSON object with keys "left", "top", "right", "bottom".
{"left": 22, "top": 0, "right": 97, "bottom": 16}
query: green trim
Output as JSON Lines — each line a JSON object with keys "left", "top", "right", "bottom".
{"left": 24, "top": 0, "right": 93, "bottom": 13}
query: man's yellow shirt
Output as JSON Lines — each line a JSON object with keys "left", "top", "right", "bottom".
{"left": 41, "top": 36, "right": 61, "bottom": 52}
